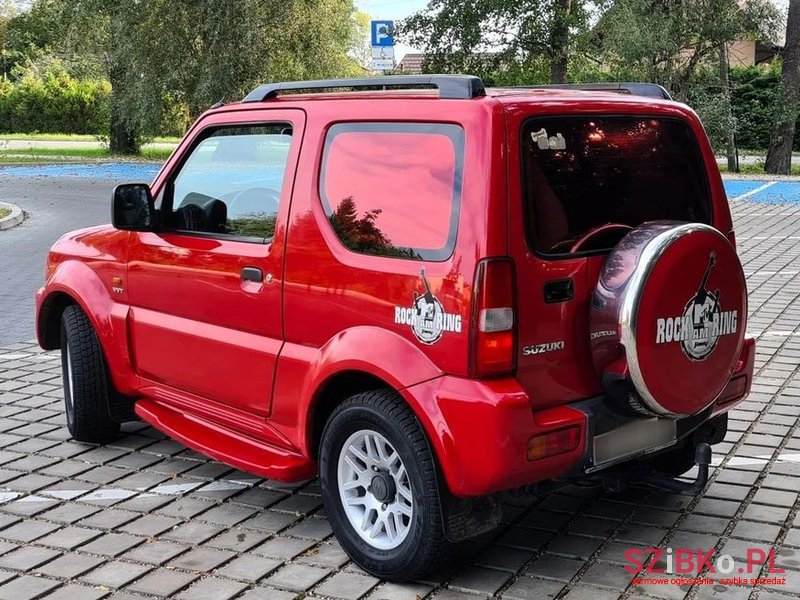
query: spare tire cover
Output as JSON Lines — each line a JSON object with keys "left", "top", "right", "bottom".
{"left": 590, "top": 221, "right": 746, "bottom": 418}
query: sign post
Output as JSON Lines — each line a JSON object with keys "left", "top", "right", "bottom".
{"left": 370, "top": 20, "right": 395, "bottom": 72}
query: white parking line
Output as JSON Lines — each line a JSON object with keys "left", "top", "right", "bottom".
{"left": 730, "top": 181, "right": 778, "bottom": 201}
{"left": 746, "top": 331, "right": 800, "bottom": 338}
{"left": 0, "top": 477, "right": 264, "bottom": 505}
{"left": 738, "top": 236, "right": 800, "bottom": 241}
{"left": 745, "top": 271, "right": 800, "bottom": 277}
{"left": 726, "top": 452, "right": 800, "bottom": 467}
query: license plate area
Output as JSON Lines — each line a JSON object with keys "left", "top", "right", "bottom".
{"left": 590, "top": 417, "right": 677, "bottom": 471}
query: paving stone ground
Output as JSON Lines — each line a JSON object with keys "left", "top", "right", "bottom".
{"left": 0, "top": 199, "right": 798, "bottom": 599}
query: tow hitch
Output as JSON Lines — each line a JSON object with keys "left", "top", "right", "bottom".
{"left": 600, "top": 442, "right": 713, "bottom": 496}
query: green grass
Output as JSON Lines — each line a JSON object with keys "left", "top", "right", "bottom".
{"left": 0, "top": 207, "right": 10, "bottom": 219}
{"left": 0, "top": 146, "right": 173, "bottom": 163}
{"left": 719, "top": 162, "right": 800, "bottom": 176}
{"left": 0, "top": 132, "right": 182, "bottom": 143}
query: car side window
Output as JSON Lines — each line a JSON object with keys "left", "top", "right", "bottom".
{"left": 319, "top": 122, "right": 464, "bottom": 261}
{"left": 168, "top": 124, "right": 293, "bottom": 241}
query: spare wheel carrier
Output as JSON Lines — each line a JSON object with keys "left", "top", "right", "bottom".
{"left": 590, "top": 221, "right": 747, "bottom": 419}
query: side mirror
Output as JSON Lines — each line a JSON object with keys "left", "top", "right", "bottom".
{"left": 112, "top": 183, "right": 155, "bottom": 231}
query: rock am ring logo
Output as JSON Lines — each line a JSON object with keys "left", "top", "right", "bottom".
{"left": 393, "top": 268, "right": 462, "bottom": 345}
{"left": 654, "top": 252, "right": 739, "bottom": 361}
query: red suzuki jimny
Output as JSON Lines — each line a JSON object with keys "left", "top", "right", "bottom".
{"left": 36, "top": 75, "right": 754, "bottom": 580}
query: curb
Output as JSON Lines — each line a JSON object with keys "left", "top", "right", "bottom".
{"left": 0, "top": 201, "right": 24, "bottom": 231}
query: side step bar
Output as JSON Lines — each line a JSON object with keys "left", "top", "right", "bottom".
{"left": 135, "top": 399, "right": 315, "bottom": 482}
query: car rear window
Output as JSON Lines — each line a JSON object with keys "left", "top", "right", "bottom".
{"left": 320, "top": 122, "right": 464, "bottom": 261}
{"left": 521, "top": 116, "right": 711, "bottom": 256}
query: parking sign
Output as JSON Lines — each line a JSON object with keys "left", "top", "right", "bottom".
{"left": 371, "top": 20, "right": 394, "bottom": 47}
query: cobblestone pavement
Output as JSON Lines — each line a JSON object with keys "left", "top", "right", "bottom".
{"left": 0, "top": 199, "right": 797, "bottom": 600}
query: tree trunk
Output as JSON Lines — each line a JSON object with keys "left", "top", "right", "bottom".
{"left": 765, "top": 0, "right": 800, "bottom": 174}
{"left": 549, "top": 0, "right": 572, "bottom": 84}
{"left": 719, "top": 44, "right": 738, "bottom": 173}
{"left": 108, "top": 70, "right": 139, "bottom": 155}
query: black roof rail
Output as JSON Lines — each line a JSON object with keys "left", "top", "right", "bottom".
{"left": 521, "top": 82, "right": 672, "bottom": 100}
{"left": 242, "top": 75, "right": 486, "bottom": 102}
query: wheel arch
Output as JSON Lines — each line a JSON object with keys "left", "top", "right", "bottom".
{"left": 36, "top": 261, "right": 136, "bottom": 395}
{"left": 307, "top": 369, "right": 394, "bottom": 460}
{"left": 37, "top": 290, "right": 79, "bottom": 350}
{"left": 306, "top": 368, "right": 448, "bottom": 478}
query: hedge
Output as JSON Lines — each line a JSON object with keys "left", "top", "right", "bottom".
{"left": 0, "top": 70, "right": 111, "bottom": 135}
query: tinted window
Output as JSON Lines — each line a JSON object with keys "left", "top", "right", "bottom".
{"left": 320, "top": 123, "right": 464, "bottom": 261}
{"left": 521, "top": 117, "right": 711, "bottom": 255}
{"left": 170, "top": 124, "right": 292, "bottom": 240}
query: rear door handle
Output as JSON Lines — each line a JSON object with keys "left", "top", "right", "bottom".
{"left": 544, "top": 278, "right": 574, "bottom": 303}
{"left": 241, "top": 267, "right": 264, "bottom": 283}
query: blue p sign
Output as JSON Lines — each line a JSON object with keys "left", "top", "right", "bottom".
{"left": 371, "top": 20, "right": 394, "bottom": 47}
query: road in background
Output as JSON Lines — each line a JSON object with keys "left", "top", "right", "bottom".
{"left": 0, "top": 164, "right": 160, "bottom": 345}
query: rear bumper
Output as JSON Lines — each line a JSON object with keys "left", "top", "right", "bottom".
{"left": 405, "top": 336, "right": 755, "bottom": 497}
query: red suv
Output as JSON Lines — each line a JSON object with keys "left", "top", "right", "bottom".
{"left": 36, "top": 75, "right": 755, "bottom": 580}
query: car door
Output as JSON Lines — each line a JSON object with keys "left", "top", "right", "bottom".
{"left": 126, "top": 109, "right": 304, "bottom": 416}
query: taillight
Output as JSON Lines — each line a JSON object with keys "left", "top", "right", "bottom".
{"left": 469, "top": 258, "right": 516, "bottom": 378}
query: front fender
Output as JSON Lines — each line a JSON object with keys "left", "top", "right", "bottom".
{"left": 271, "top": 326, "right": 443, "bottom": 454}
{"left": 36, "top": 260, "right": 136, "bottom": 395}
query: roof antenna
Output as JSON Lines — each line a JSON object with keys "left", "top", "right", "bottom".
{"left": 209, "top": 98, "right": 226, "bottom": 109}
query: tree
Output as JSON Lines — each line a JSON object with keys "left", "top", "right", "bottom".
{"left": 106, "top": 0, "right": 361, "bottom": 133}
{"left": 7, "top": 0, "right": 360, "bottom": 151}
{"left": 349, "top": 10, "right": 372, "bottom": 71}
{"left": 596, "top": 0, "right": 779, "bottom": 101}
{"left": 399, "top": 0, "right": 590, "bottom": 84}
{"left": 765, "top": 0, "right": 800, "bottom": 174}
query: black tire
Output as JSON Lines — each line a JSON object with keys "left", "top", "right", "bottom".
{"left": 319, "top": 389, "right": 453, "bottom": 581}
{"left": 60, "top": 305, "right": 120, "bottom": 443}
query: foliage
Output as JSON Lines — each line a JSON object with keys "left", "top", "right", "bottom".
{"left": 349, "top": 10, "right": 373, "bottom": 70}
{"left": 685, "top": 62, "right": 800, "bottom": 153}
{"left": 329, "top": 197, "right": 418, "bottom": 259}
{"left": 0, "top": 62, "right": 110, "bottom": 134}
{"left": 2, "top": 0, "right": 362, "bottom": 151}
{"left": 596, "top": 0, "right": 781, "bottom": 100}
{"left": 399, "top": 0, "right": 592, "bottom": 84}
{"left": 729, "top": 63, "right": 781, "bottom": 150}
{"left": 105, "top": 0, "right": 362, "bottom": 128}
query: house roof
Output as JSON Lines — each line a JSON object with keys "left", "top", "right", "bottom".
{"left": 396, "top": 53, "right": 425, "bottom": 74}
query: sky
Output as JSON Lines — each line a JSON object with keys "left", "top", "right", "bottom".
{"left": 356, "top": 0, "right": 428, "bottom": 60}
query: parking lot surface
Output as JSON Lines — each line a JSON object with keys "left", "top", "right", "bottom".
{"left": 0, "top": 170, "right": 799, "bottom": 599}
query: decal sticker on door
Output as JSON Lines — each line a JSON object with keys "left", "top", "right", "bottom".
{"left": 394, "top": 268, "right": 462, "bottom": 345}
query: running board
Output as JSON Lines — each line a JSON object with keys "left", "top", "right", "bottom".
{"left": 134, "top": 399, "right": 315, "bottom": 482}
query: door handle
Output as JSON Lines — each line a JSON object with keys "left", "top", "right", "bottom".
{"left": 241, "top": 267, "right": 264, "bottom": 283}
{"left": 544, "top": 278, "right": 574, "bottom": 303}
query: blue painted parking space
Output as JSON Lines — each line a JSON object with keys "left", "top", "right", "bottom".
{"left": 750, "top": 181, "right": 800, "bottom": 204}
{"left": 723, "top": 179, "right": 768, "bottom": 199}
{"left": 0, "top": 163, "right": 161, "bottom": 181}
{"left": 723, "top": 178, "right": 800, "bottom": 204}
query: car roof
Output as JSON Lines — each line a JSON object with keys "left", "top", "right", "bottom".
{"left": 212, "top": 87, "right": 680, "bottom": 111}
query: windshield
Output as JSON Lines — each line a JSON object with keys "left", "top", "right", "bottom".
{"left": 521, "top": 116, "right": 711, "bottom": 255}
